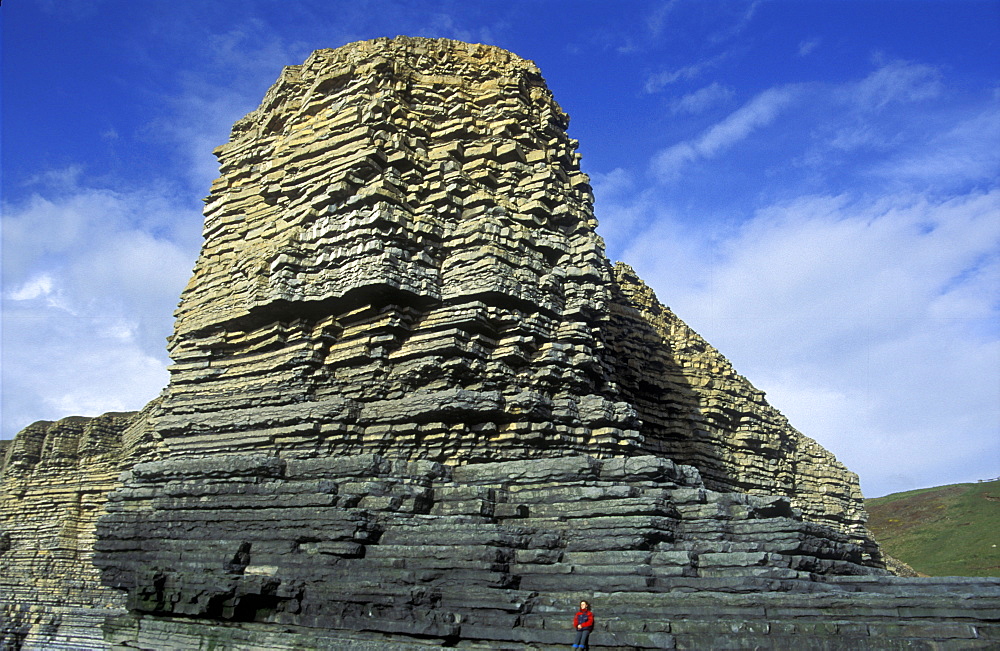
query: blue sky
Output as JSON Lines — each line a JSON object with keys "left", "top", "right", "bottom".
{"left": 2, "top": 0, "right": 998, "bottom": 498}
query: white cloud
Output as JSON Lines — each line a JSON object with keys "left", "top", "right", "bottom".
{"left": 145, "top": 22, "right": 322, "bottom": 194}
{"left": 708, "top": 0, "right": 761, "bottom": 45}
{"left": 874, "top": 105, "right": 1000, "bottom": 185}
{"left": 0, "top": 23, "right": 309, "bottom": 440}
{"left": 827, "top": 124, "right": 882, "bottom": 152}
{"left": 415, "top": 12, "right": 504, "bottom": 45}
{"left": 591, "top": 168, "right": 640, "bottom": 245}
{"left": 1, "top": 176, "right": 201, "bottom": 438}
{"left": 7, "top": 274, "right": 56, "bottom": 302}
{"left": 670, "top": 82, "right": 735, "bottom": 114}
{"left": 2, "top": 300, "right": 171, "bottom": 432}
{"left": 621, "top": 189, "right": 1000, "bottom": 497}
{"left": 610, "top": 54, "right": 1000, "bottom": 497}
{"left": 647, "top": 59, "right": 973, "bottom": 195}
{"left": 847, "top": 59, "right": 942, "bottom": 111}
{"left": 785, "top": 60, "right": 982, "bottom": 193}
{"left": 698, "top": 87, "right": 798, "bottom": 152}
{"left": 645, "top": 67, "right": 699, "bottom": 93}
{"left": 645, "top": 1, "right": 680, "bottom": 38}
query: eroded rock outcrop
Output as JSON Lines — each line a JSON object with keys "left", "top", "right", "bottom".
{"left": 0, "top": 414, "right": 134, "bottom": 648}
{"left": 3, "top": 36, "right": 998, "bottom": 650}
{"left": 147, "top": 35, "right": 868, "bottom": 546}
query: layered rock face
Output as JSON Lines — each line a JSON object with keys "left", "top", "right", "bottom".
{"left": 0, "top": 415, "right": 133, "bottom": 648}
{"left": 159, "top": 37, "right": 631, "bottom": 464}
{"left": 3, "top": 36, "right": 999, "bottom": 650}
{"left": 151, "top": 35, "right": 865, "bottom": 544}
{"left": 94, "top": 454, "right": 999, "bottom": 650}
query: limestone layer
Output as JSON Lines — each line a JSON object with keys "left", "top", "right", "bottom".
{"left": 95, "top": 454, "right": 867, "bottom": 629}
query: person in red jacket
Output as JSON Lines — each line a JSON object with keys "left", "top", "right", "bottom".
{"left": 572, "top": 600, "right": 594, "bottom": 649}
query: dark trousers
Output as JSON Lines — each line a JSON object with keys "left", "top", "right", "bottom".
{"left": 573, "top": 627, "right": 592, "bottom": 648}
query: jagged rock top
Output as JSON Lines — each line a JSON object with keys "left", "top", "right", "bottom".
{"left": 175, "top": 35, "right": 581, "bottom": 338}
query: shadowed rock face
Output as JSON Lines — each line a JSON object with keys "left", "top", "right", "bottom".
{"left": 4, "top": 36, "right": 999, "bottom": 650}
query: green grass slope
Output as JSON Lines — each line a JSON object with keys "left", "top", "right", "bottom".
{"left": 866, "top": 479, "right": 1000, "bottom": 577}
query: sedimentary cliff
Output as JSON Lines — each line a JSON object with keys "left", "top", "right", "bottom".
{"left": 150, "top": 36, "right": 868, "bottom": 543}
{"left": 2, "top": 37, "right": 997, "bottom": 650}
{"left": 0, "top": 415, "right": 133, "bottom": 648}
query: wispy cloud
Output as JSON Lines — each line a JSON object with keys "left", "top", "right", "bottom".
{"left": 151, "top": 22, "right": 315, "bottom": 193}
{"left": 873, "top": 105, "right": 1000, "bottom": 186}
{"left": 696, "top": 86, "right": 796, "bottom": 153}
{"left": 591, "top": 168, "right": 662, "bottom": 258}
{"left": 645, "top": 0, "right": 680, "bottom": 38}
{"left": 6, "top": 274, "right": 57, "bottom": 303}
{"left": 670, "top": 82, "right": 735, "bottom": 114}
{"left": 797, "top": 38, "right": 821, "bottom": 57}
{"left": 648, "top": 59, "right": 961, "bottom": 193}
{"left": 415, "top": 11, "right": 506, "bottom": 44}
{"left": 792, "top": 59, "right": 984, "bottom": 191}
{"left": 708, "top": 0, "right": 761, "bottom": 45}
{"left": 826, "top": 124, "right": 883, "bottom": 152}
{"left": 644, "top": 52, "right": 730, "bottom": 93}
{"left": 599, "top": 51, "right": 1000, "bottom": 496}
{"left": 615, "top": 2, "right": 755, "bottom": 60}
{"left": 652, "top": 85, "right": 799, "bottom": 180}
{"left": 847, "top": 58, "right": 942, "bottom": 111}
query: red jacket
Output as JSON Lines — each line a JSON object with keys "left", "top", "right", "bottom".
{"left": 574, "top": 609, "right": 594, "bottom": 629}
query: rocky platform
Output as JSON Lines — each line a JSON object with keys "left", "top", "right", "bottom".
{"left": 2, "top": 37, "right": 998, "bottom": 650}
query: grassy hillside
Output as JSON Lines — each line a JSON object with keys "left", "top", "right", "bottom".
{"left": 866, "top": 479, "right": 1000, "bottom": 577}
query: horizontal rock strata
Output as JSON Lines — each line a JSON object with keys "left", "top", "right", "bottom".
{"left": 0, "top": 415, "right": 134, "bottom": 649}
{"left": 93, "top": 453, "right": 1000, "bottom": 649}
{"left": 99, "top": 577, "right": 1000, "bottom": 651}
